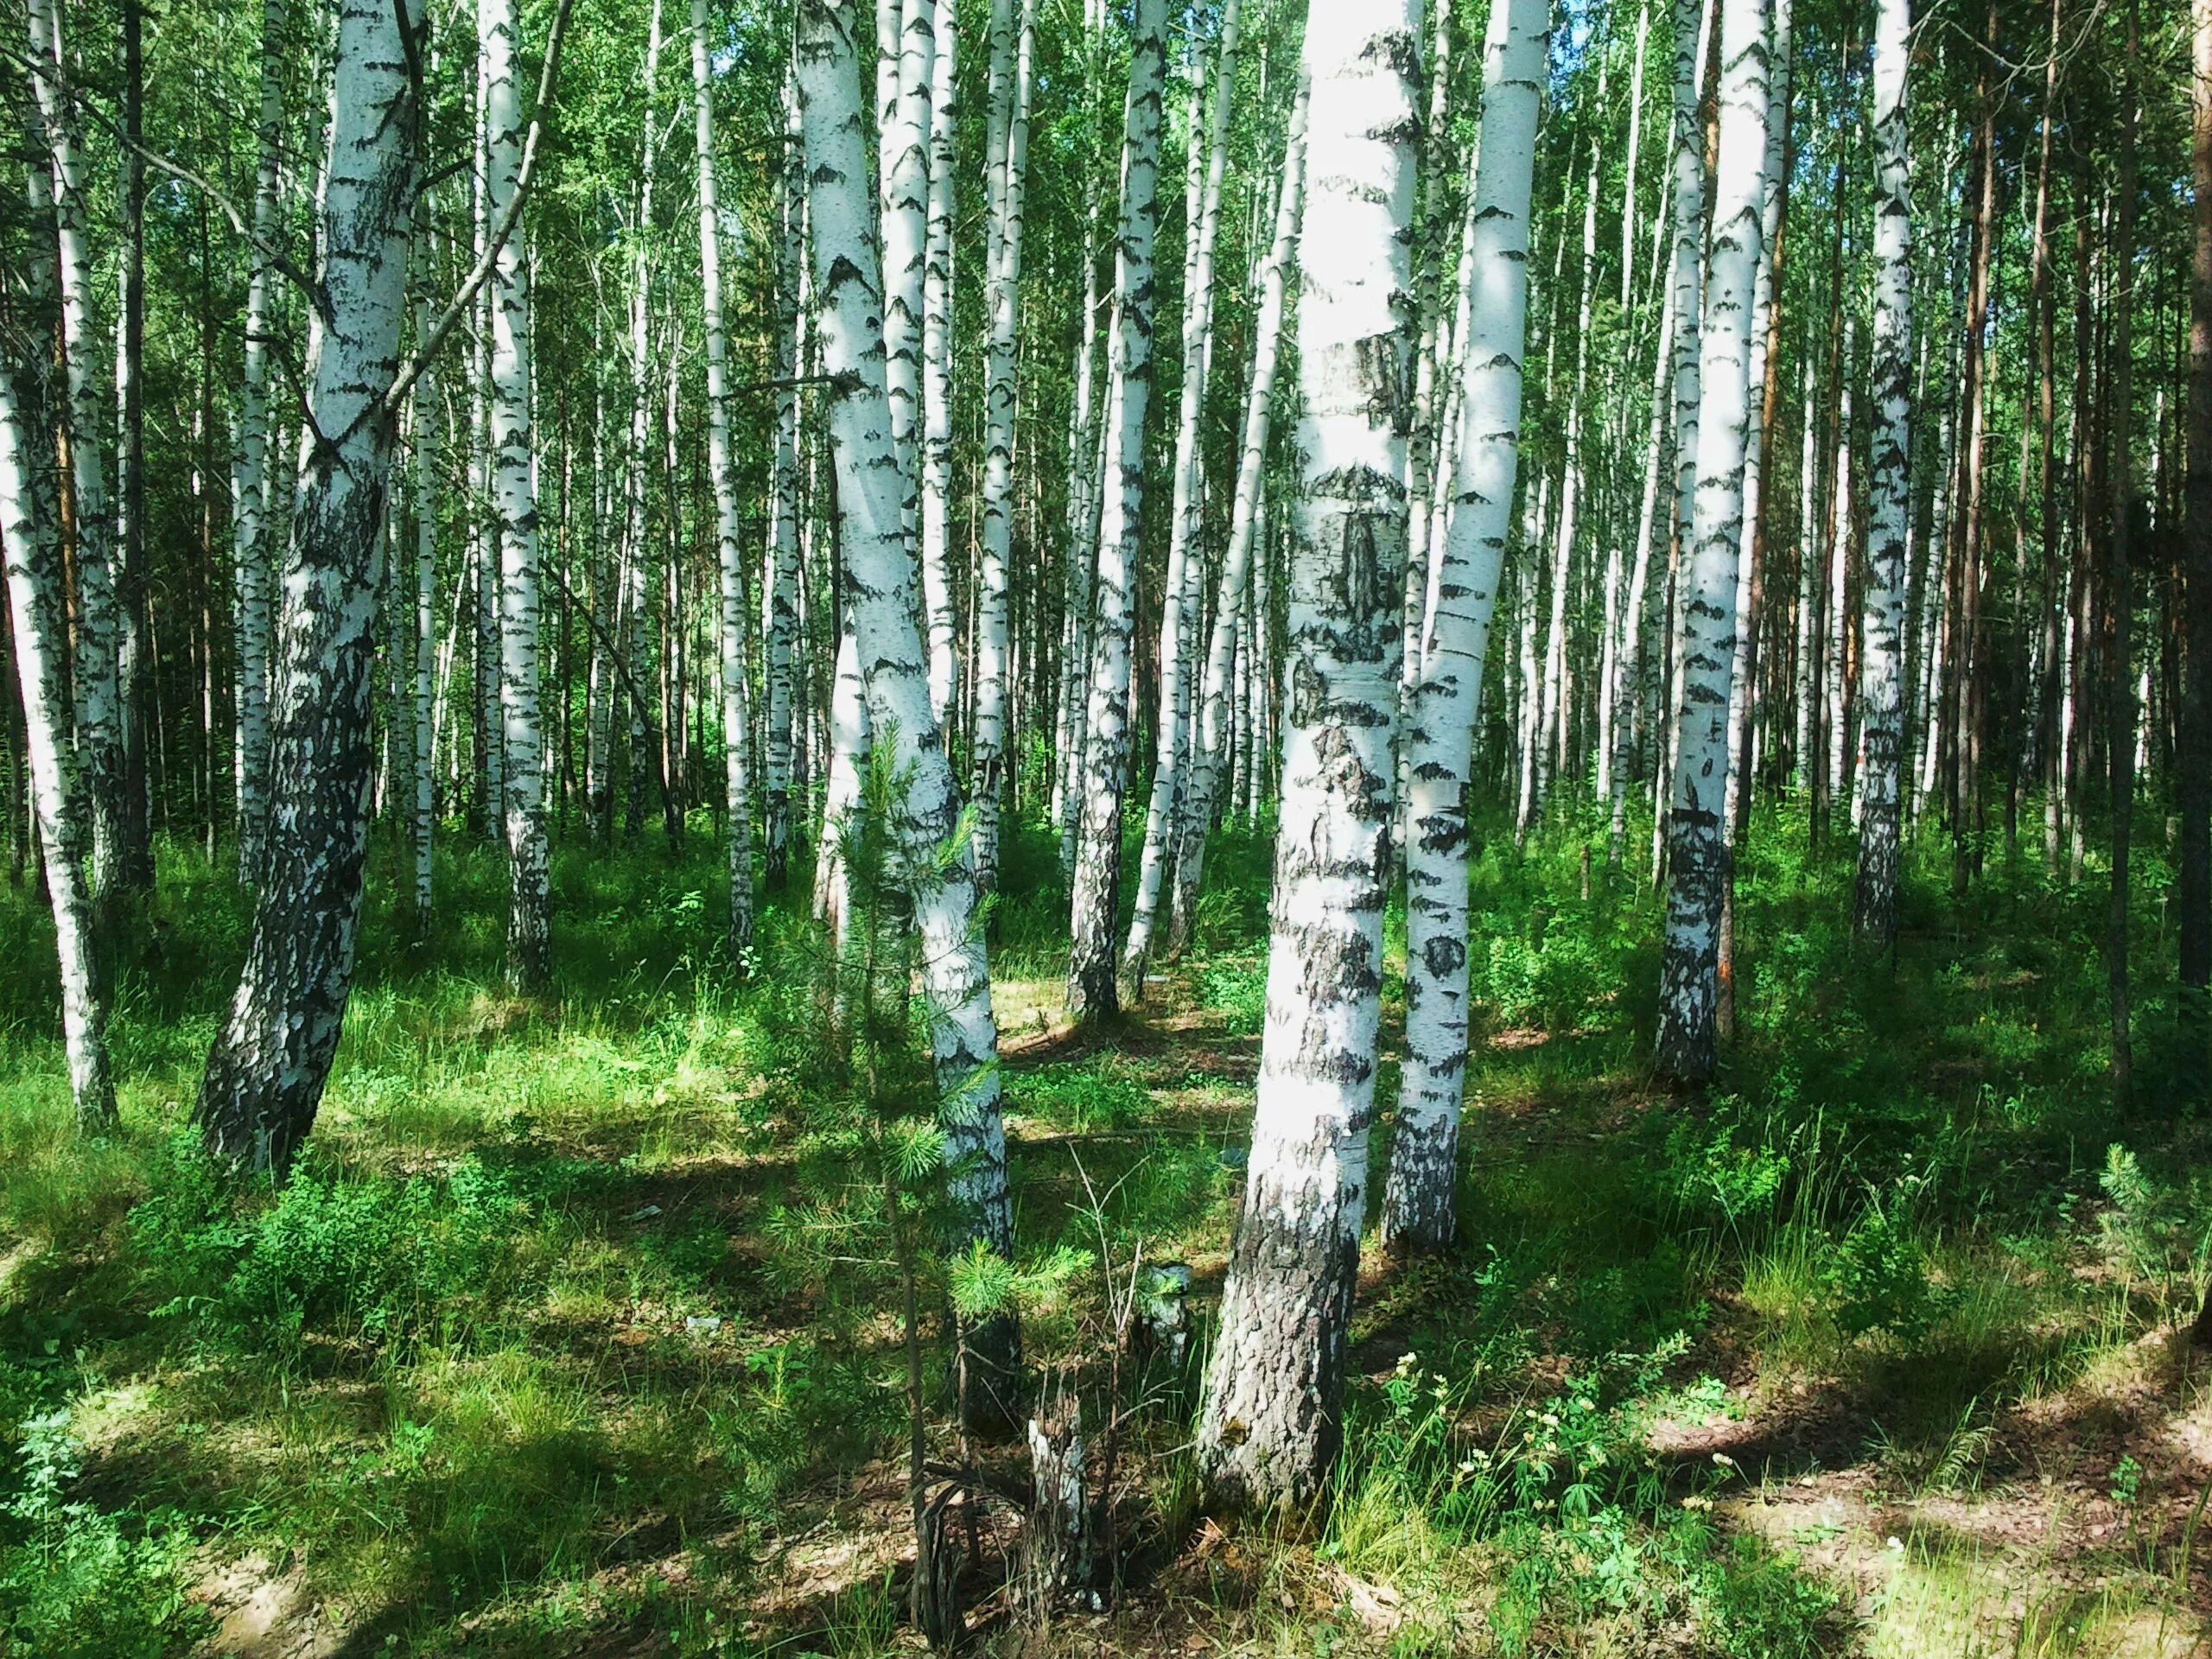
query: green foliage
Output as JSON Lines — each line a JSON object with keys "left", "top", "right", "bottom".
{"left": 1824, "top": 1199, "right": 1938, "bottom": 1340}
{"left": 1196, "top": 953, "right": 1267, "bottom": 1035}
{"left": 0, "top": 1409, "right": 211, "bottom": 1657}
{"left": 130, "top": 1136, "right": 528, "bottom": 1350}
{"left": 1009, "top": 1055, "right": 1150, "bottom": 1131}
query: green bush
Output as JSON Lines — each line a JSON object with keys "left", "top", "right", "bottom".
{"left": 131, "top": 1138, "right": 528, "bottom": 1349}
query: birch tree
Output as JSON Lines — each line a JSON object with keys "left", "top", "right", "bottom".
{"left": 197, "top": 0, "right": 431, "bottom": 1170}
{"left": 1853, "top": 0, "right": 1914, "bottom": 948}
{"left": 1065, "top": 0, "right": 1168, "bottom": 1025}
{"left": 1196, "top": 0, "right": 1421, "bottom": 1513}
{"left": 232, "top": 0, "right": 286, "bottom": 883}
{"left": 486, "top": 0, "right": 550, "bottom": 993}
{"left": 26, "top": 0, "right": 124, "bottom": 903}
{"left": 1654, "top": 0, "right": 1770, "bottom": 1082}
{"left": 1122, "top": 0, "right": 1243, "bottom": 993}
{"left": 1383, "top": 0, "right": 1547, "bottom": 1255}
{"left": 1166, "top": 86, "right": 1308, "bottom": 960}
{"left": 693, "top": 0, "right": 755, "bottom": 957}
{"left": 0, "top": 352, "right": 112, "bottom": 1129}
{"left": 794, "top": 0, "right": 1018, "bottom": 1430}
{"left": 970, "top": 0, "right": 1036, "bottom": 893}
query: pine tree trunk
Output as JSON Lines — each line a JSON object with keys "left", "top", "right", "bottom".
{"left": 1654, "top": 0, "right": 1770, "bottom": 1083}
{"left": 2107, "top": 0, "right": 2140, "bottom": 1104}
{"left": 1196, "top": 2, "right": 1420, "bottom": 1514}
{"left": 795, "top": 0, "right": 1018, "bottom": 1432}
{"left": 1853, "top": 0, "right": 1914, "bottom": 947}
{"left": 692, "top": 0, "right": 755, "bottom": 959}
{"left": 1, "top": 363, "right": 113, "bottom": 1128}
{"left": 1383, "top": 0, "right": 1546, "bottom": 1255}
{"left": 1065, "top": 0, "right": 1167, "bottom": 1026}
{"left": 197, "top": 0, "right": 427, "bottom": 1173}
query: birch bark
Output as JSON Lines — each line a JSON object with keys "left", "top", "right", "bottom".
{"left": 1197, "top": 0, "right": 1420, "bottom": 1513}
{"left": 1384, "top": 0, "right": 1546, "bottom": 1254}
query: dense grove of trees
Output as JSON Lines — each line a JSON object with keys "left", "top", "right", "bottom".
{"left": 3, "top": 0, "right": 2210, "bottom": 1556}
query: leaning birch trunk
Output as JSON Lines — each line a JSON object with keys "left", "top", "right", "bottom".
{"left": 27, "top": 0, "right": 124, "bottom": 902}
{"left": 0, "top": 364, "right": 113, "bottom": 1129}
{"left": 765, "top": 76, "right": 804, "bottom": 890}
{"left": 1196, "top": 0, "right": 1419, "bottom": 1513}
{"left": 1122, "top": 0, "right": 1243, "bottom": 993}
{"left": 692, "top": 0, "right": 755, "bottom": 957}
{"left": 484, "top": 0, "right": 550, "bottom": 992}
{"left": 921, "top": 3, "right": 959, "bottom": 724}
{"left": 1382, "top": 0, "right": 1546, "bottom": 1255}
{"left": 232, "top": 0, "right": 286, "bottom": 882}
{"left": 969, "top": 0, "right": 1035, "bottom": 893}
{"left": 1065, "top": 0, "right": 1168, "bottom": 1026}
{"left": 1654, "top": 0, "right": 1770, "bottom": 1082}
{"left": 197, "top": 0, "right": 427, "bottom": 1172}
{"left": 1166, "top": 86, "right": 1309, "bottom": 961}
{"left": 795, "top": 0, "right": 1019, "bottom": 1433}
{"left": 1853, "top": 0, "right": 1913, "bottom": 946}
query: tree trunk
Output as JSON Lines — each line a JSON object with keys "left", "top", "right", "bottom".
{"left": 1122, "top": 0, "right": 1243, "bottom": 992}
{"left": 1065, "top": 0, "right": 1167, "bottom": 1026}
{"left": 1384, "top": 0, "right": 1545, "bottom": 1255}
{"left": 1853, "top": 0, "right": 1915, "bottom": 947}
{"left": 692, "top": 0, "right": 754, "bottom": 959}
{"left": 2183, "top": 0, "right": 2212, "bottom": 996}
{"left": 1166, "top": 91, "right": 1307, "bottom": 962}
{"left": 1196, "top": 0, "right": 1419, "bottom": 1514}
{"left": 795, "top": 0, "right": 1018, "bottom": 1433}
{"left": 196, "top": 0, "right": 428, "bottom": 1173}
{"left": 1654, "top": 0, "right": 1770, "bottom": 1083}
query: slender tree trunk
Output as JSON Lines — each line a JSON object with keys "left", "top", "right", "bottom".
{"left": 2108, "top": 0, "right": 2140, "bottom": 1104}
{"left": 196, "top": 0, "right": 428, "bottom": 1172}
{"left": 1384, "top": 0, "right": 1546, "bottom": 1255}
{"left": 969, "top": 0, "right": 1034, "bottom": 894}
{"left": 484, "top": 0, "right": 550, "bottom": 992}
{"left": 1196, "top": 0, "right": 1420, "bottom": 1515}
{"left": 1853, "top": 0, "right": 1915, "bottom": 947}
{"left": 1, "top": 350, "right": 112, "bottom": 1128}
{"left": 2182, "top": 0, "right": 2212, "bottom": 998}
{"left": 1065, "top": 0, "right": 1167, "bottom": 1026}
{"left": 1654, "top": 0, "right": 1770, "bottom": 1082}
{"left": 1166, "top": 92, "right": 1306, "bottom": 961}
{"left": 795, "top": 0, "right": 1018, "bottom": 1433}
{"left": 411, "top": 302, "right": 436, "bottom": 930}
{"left": 765, "top": 79, "right": 804, "bottom": 891}
{"left": 1122, "top": 0, "right": 1243, "bottom": 991}
{"left": 692, "top": 0, "right": 754, "bottom": 958}
{"left": 27, "top": 0, "right": 124, "bottom": 906}
{"left": 919, "top": 0, "right": 958, "bottom": 723}
{"left": 116, "top": 0, "right": 152, "bottom": 893}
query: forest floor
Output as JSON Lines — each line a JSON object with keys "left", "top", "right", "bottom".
{"left": 1, "top": 809, "right": 2210, "bottom": 1656}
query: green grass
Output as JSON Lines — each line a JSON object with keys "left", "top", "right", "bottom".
{"left": 0, "top": 798, "right": 2204, "bottom": 1653}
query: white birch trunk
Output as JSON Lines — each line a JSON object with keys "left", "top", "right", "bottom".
{"left": 1196, "top": 0, "right": 1420, "bottom": 1513}
{"left": 27, "top": 0, "right": 124, "bottom": 900}
{"left": 692, "top": 0, "right": 755, "bottom": 957}
{"left": 1654, "top": 0, "right": 1770, "bottom": 1081}
{"left": 1166, "top": 87, "right": 1307, "bottom": 960}
{"left": 765, "top": 76, "right": 804, "bottom": 890}
{"left": 1122, "top": 0, "right": 1243, "bottom": 991}
{"left": 1854, "top": 0, "right": 1913, "bottom": 944}
{"left": 795, "top": 0, "right": 1017, "bottom": 1427}
{"left": 1383, "top": 0, "right": 1545, "bottom": 1255}
{"left": 971, "top": 0, "right": 1036, "bottom": 893}
{"left": 483, "top": 0, "right": 549, "bottom": 992}
{"left": 232, "top": 0, "right": 286, "bottom": 882}
{"left": 1, "top": 365, "right": 112, "bottom": 1128}
{"left": 410, "top": 302, "right": 437, "bottom": 928}
{"left": 919, "top": 0, "right": 958, "bottom": 720}
{"left": 1065, "top": 0, "right": 1168, "bottom": 1024}
{"left": 198, "top": 0, "right": 426, "bottom": 1170}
